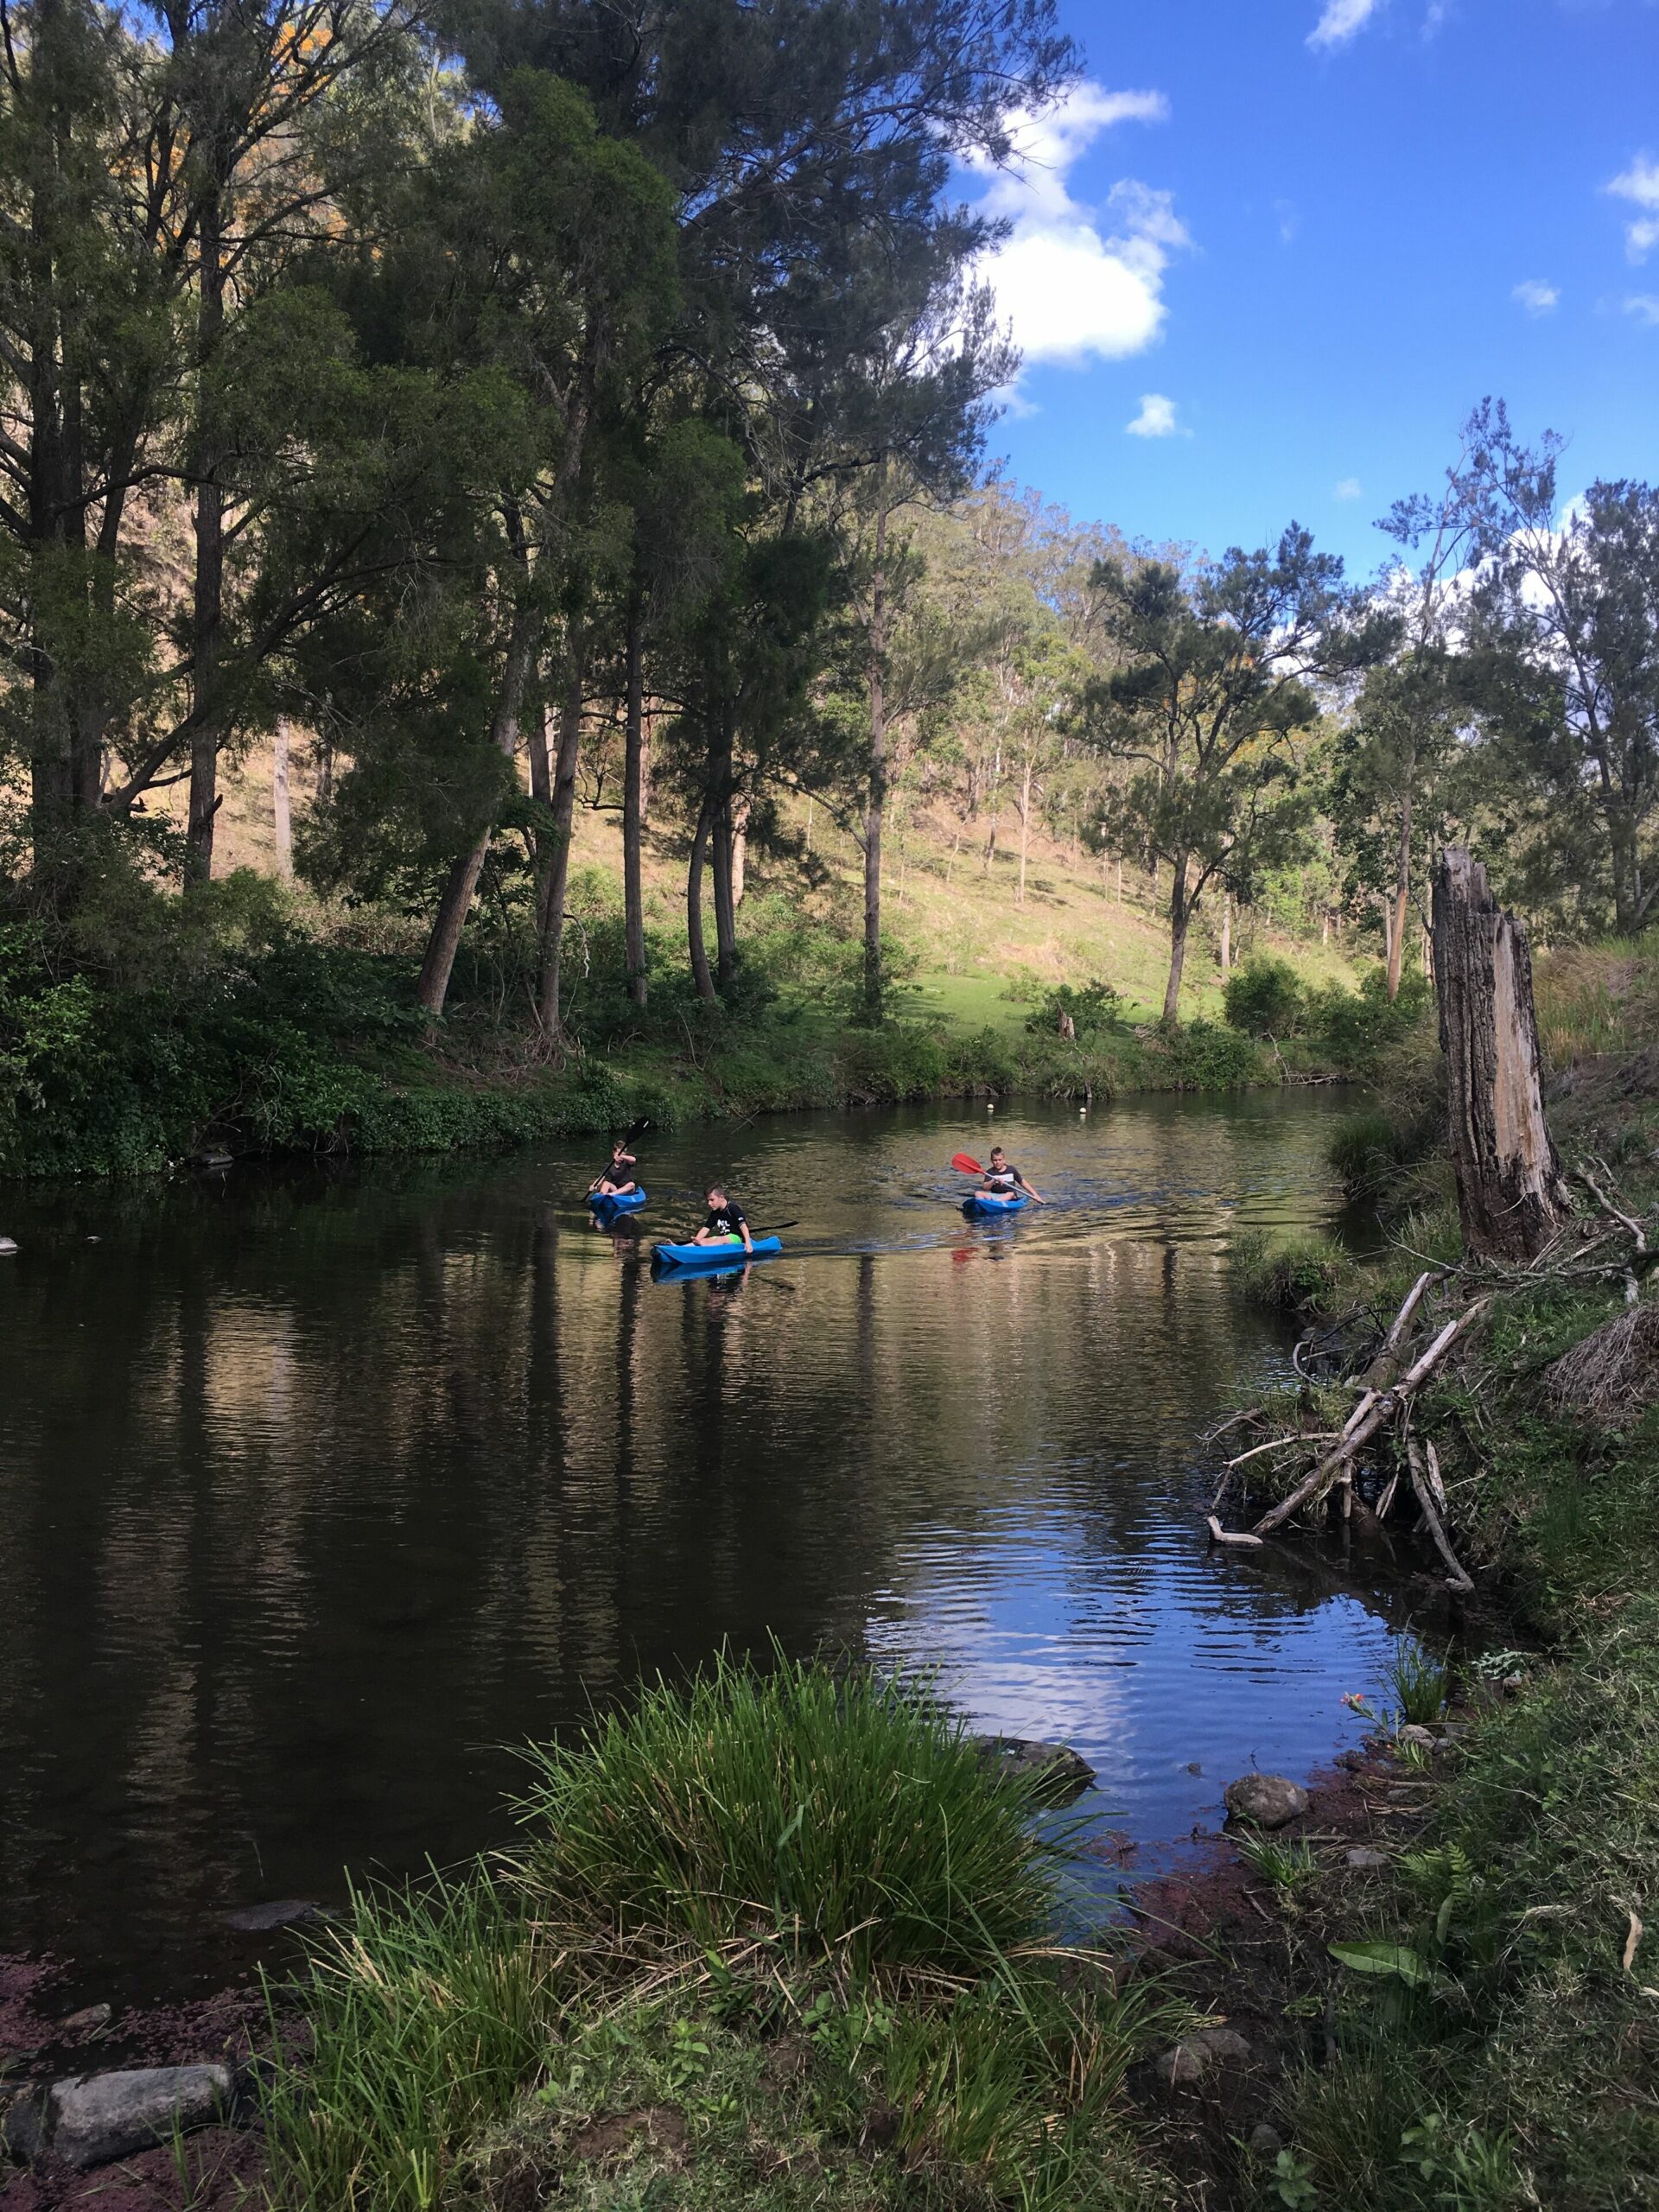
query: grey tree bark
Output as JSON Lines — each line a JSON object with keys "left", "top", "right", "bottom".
{"left": 1432, "top": 845, "right": 1568, "bottom": 1261}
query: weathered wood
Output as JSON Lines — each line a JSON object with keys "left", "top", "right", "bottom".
{"left": 271, "top": 719, "right": 293, "bottom": 882}
{"left": 1432, "top": 847, "right": 1568, "bottom": 1261}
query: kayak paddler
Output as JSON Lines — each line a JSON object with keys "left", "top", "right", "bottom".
{"left": 692, "top": 1183, "right": 753, "bottom": 1254}
{"left": 590, "top": 1139, "right": 639, "bottom": 1198}
{"left": 978, "top": 1146, "right": 1045, "bottom": 1204}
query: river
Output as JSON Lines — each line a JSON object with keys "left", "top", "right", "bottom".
{"left": 0, "top": 1090, "right": 1412, "bottom": 1999}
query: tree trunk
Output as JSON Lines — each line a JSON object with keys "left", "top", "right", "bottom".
{"left": 1432, "top": 846, "right": 1568, "bottom": 1262}
{"left": 1387, "top": 789, "right": 1412, "bottom": 1001}
{"left": 687, "top": 788, "right": 715, "bottom": 1002}
{"left": 416, "top": 598, "right": 541, "bottom": 1019}
{"left": 862, "top": 466, "right": 888, "bottom": 1021}
{"left": 271, "top": 719, "right": 293, "bottom": 881}
{"left": 623, "top": 592, "right": 646, "bottom": 1007}
{"left": 537, "top": 624, "right": 586, "bottom": 1039}
{"left": 1218, "top": 890, "right": 1230, "bottom": 974}
{"left": 1016, "top": 756, "right": 1032, "bottom": 906}
{"left": 1161, "top": 855, "right": 1191, "bottom": 1026}
{"left": 1116, "top": 855, "right": 1123, "bottom": 905}
{"left": 982, "top": 743, "right": 1001, "bottom": 872}
{"left": 185, "top": 194, "right": 226, "bottom": 887}
{"left": 730, "top": 796, "right": 749, "bottom": 906}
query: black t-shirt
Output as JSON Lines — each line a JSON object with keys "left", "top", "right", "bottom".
{"left": 599, "top": 1154, "right": 634, "bottom": 1182}
{"left": 704, "top": 1202, "right": 747, "bottom": 1236}
{"left": 983, "top": 1164, "right": 1020, "bottom": 1192}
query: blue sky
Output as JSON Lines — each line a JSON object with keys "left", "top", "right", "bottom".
{"left": 970, "top": 0, "right": 1659, "bottom": 579}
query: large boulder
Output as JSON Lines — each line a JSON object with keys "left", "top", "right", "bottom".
{"left": 972, "top": 1736, "right": 1096, "bottom": 1803}
{"left": 1223, "top": 1774, "right": 1309, "bottom": 1829}
{"left": 1154, "top": 2026, "right": 1253, "bottom": 2085}
{"left": 224, "top": 1897, "right": 327, "bottom": 1932}
{"left": 44, "top": 2064, "right": 235, "bottom": 2169}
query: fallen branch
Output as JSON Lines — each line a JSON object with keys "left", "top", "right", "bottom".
{"left": 1249, "top": 1300, "right": 1491, "bottom": 1538}
{"left": 1206, "top": 1515, "right": 1265, "bottom": 1549}
{"left": 1226, "top": 1432, "right": 1341, "bottom": 1471}
{"left": 1408, "top": 1438, "right": 1474, "bottom": 1592}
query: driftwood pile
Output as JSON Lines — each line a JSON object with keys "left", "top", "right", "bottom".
{"left": 1205, "top": 1160, "right": 1659, "bottom": 1591}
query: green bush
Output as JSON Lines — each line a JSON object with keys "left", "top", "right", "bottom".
{"left": 1235, "top": 1230, "right": 1344, "bottom": 1317}
{"left": 1308, "top": 964, "right": 1433, "bottom": 1077}
{"left": 1223, "top": 956, "right": 1306, "bottom": 1039}
{"left": 1160, "top": 1017, "right": 1266, "bottom": 1090}
{"left": 1025, "top": 977, "right": 1124, "bottom": 1039}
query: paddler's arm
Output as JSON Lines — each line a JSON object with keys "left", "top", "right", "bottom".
{"left": 1015, "top": 1170, "right": 1045, "bottom": 1204}
{"left": 741, "top": 1217, "right": 753, "bottom": 1252}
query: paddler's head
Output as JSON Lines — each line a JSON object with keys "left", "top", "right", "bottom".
{"left": 706, "top": 1184, "right": 728, "bottom": 1205}
{"left": 989, "top": 1147, "right": 1007, "bottom": 1167}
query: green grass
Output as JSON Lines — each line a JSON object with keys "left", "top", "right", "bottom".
{"left": 1236, "top": 963, "right": 1659, "bottom": 2211}
{"left": 263, "top": 1651, "right": 1177, "bottom": 2212}
{"left": 508, "top": 1650, "right": 1062, "bottom": 1977}
{"left": 1385, "top": 1638, "right": 1450, "bottom": 1729}
{"left": 1235, "top": 1833, "right": 1321, "bottom": 1909}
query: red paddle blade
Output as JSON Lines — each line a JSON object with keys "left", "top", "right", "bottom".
{"left": 950, "top": 1153, "right": 982, "bottom": 1174}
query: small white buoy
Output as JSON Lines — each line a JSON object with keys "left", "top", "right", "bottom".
{"left": 0, "top": 1236, "right": 17, "bottom": 1256}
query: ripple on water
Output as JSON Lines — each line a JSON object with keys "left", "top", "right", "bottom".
{"left": 0, "top": 1090, "right": 1405, "bottom": 1993}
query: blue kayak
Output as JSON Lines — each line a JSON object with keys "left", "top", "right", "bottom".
{"left": 588, "top": 1187, "right": 647, "bottom": 1216}
{"left": 652, "top": 1235, "right": 782, "bottom": 1272}
{"left": 963, "top": 1191, "right": 1030, "bottom": 1218}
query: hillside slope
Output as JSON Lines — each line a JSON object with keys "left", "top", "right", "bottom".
{"left": 194, "top": 736, "right": 1362, "bottom": 1027}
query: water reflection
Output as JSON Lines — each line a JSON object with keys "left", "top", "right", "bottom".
{"left": 0, "top": 1091, "right": 1405, "bottom": 1998}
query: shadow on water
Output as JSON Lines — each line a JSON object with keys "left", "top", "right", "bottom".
{"left": 1, "top": 1090, "right": 1419, "bottom": 2000}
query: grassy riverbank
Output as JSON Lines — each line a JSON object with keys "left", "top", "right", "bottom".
{"left": 1203, "top": 940, "right": 1659, "bottom": 2209}
{"left": 260, "top": 1655, "right": 1177, "bottom": 2212}
{"left": 0, "top": 855, "right": 1389, "bottom": 1181}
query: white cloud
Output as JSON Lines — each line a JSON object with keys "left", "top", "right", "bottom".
{"left": 1126, "top": 393, "right": 1185, "bottom": 438}
{"left": 1334, "top": 477, "right": 1363, "bottom": 500}
{"left": 970, "top": 81, "right": 1188, "bottom": 373}
{"left": 1626, "top": 294, "right": 1659, "bottom": 327}
{"left": 1512, "top": 279, "right": 1559, "bottom": 317}
{"left": 1607, "top": 154, "right": 1659, "bottom": 261}
{"left": 1308, "top": 0, "right": 1382, "bottom": 49}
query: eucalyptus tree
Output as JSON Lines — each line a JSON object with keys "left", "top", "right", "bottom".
{"left": 0, "top": 0, "right": 431, "bottom": 885}
{"left": 442, "top": 0, "right": 1074, "bottom": 1018}
{"left": 1448, "top": 410, "right": 1659, "bottom": 937}
{"left": 1081, "top": 529, "right": 1384, "bottom": 1024}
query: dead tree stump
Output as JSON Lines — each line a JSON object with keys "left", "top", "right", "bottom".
{"left": 1432, "top": 846, "right": 1567, "bottom": 1261}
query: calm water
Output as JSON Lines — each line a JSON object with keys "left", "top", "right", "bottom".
{"left": 0, "top": 1092, "right": 1411, "bottom": 1999}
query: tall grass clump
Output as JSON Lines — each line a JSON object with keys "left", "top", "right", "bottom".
{"left": 1386, "top": 1636, "right": 1450, "bottom": 1726}
{"left": 510, "top": 1649, "right": 1061, "bottom": 1975}
{"left": 263, "top": 1863, "right": 562, "bottom": 2211}
{"left": 1233, "top": 1229, "right": 1345, "bottom": 1319}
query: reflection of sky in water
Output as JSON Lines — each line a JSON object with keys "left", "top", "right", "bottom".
{"left": 866, "top": 1508, "right": 1391, "bottom": 1866}
{"left": 0, "top": 1089, "right": 1409, "bottom": 1993}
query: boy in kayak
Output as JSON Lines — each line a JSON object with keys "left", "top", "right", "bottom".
{"left": 692, "top": 1183, "right": 754, "bottom": 1254}
{"left": 979, "top": 1147, "right": 1045, "bottom": 1204}
{"left": 591, "top": 1139, "right": 639, "bottom": 1197}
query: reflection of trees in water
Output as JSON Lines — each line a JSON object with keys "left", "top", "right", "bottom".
{"left": 0, "top": 1097, "right": 1374, "bottom": 1990}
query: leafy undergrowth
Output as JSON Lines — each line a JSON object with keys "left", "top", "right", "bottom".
{"left": 262, "top": 1653, "right": 1181, "bottom": 2212}
{"left": 1265, "top": 1605, "right": 1659, "bottom": 2212}
{"left": 1211, "top": 960, "right": 1659, "bottom": 2210}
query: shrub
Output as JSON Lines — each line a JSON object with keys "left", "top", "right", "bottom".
{"left": 1161, "top": 1017, "right": 1265, "bottom": 1090}
{"left": 1235, "top": 1230, "right": 1344, "bottom": 1318}
{"left": 1307, "top": 963, "right": 1433, "bottom": 1077}
{"left": 1025, "top": 977, "right": 1124, "bottom": 1039}
{"left": 1224, "top": 956, "right": 1306, "bottom": 1039}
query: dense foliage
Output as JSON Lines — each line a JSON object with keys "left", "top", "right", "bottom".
{"left": 3, "top": 0, "right": 1657, "bottom": 1169}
